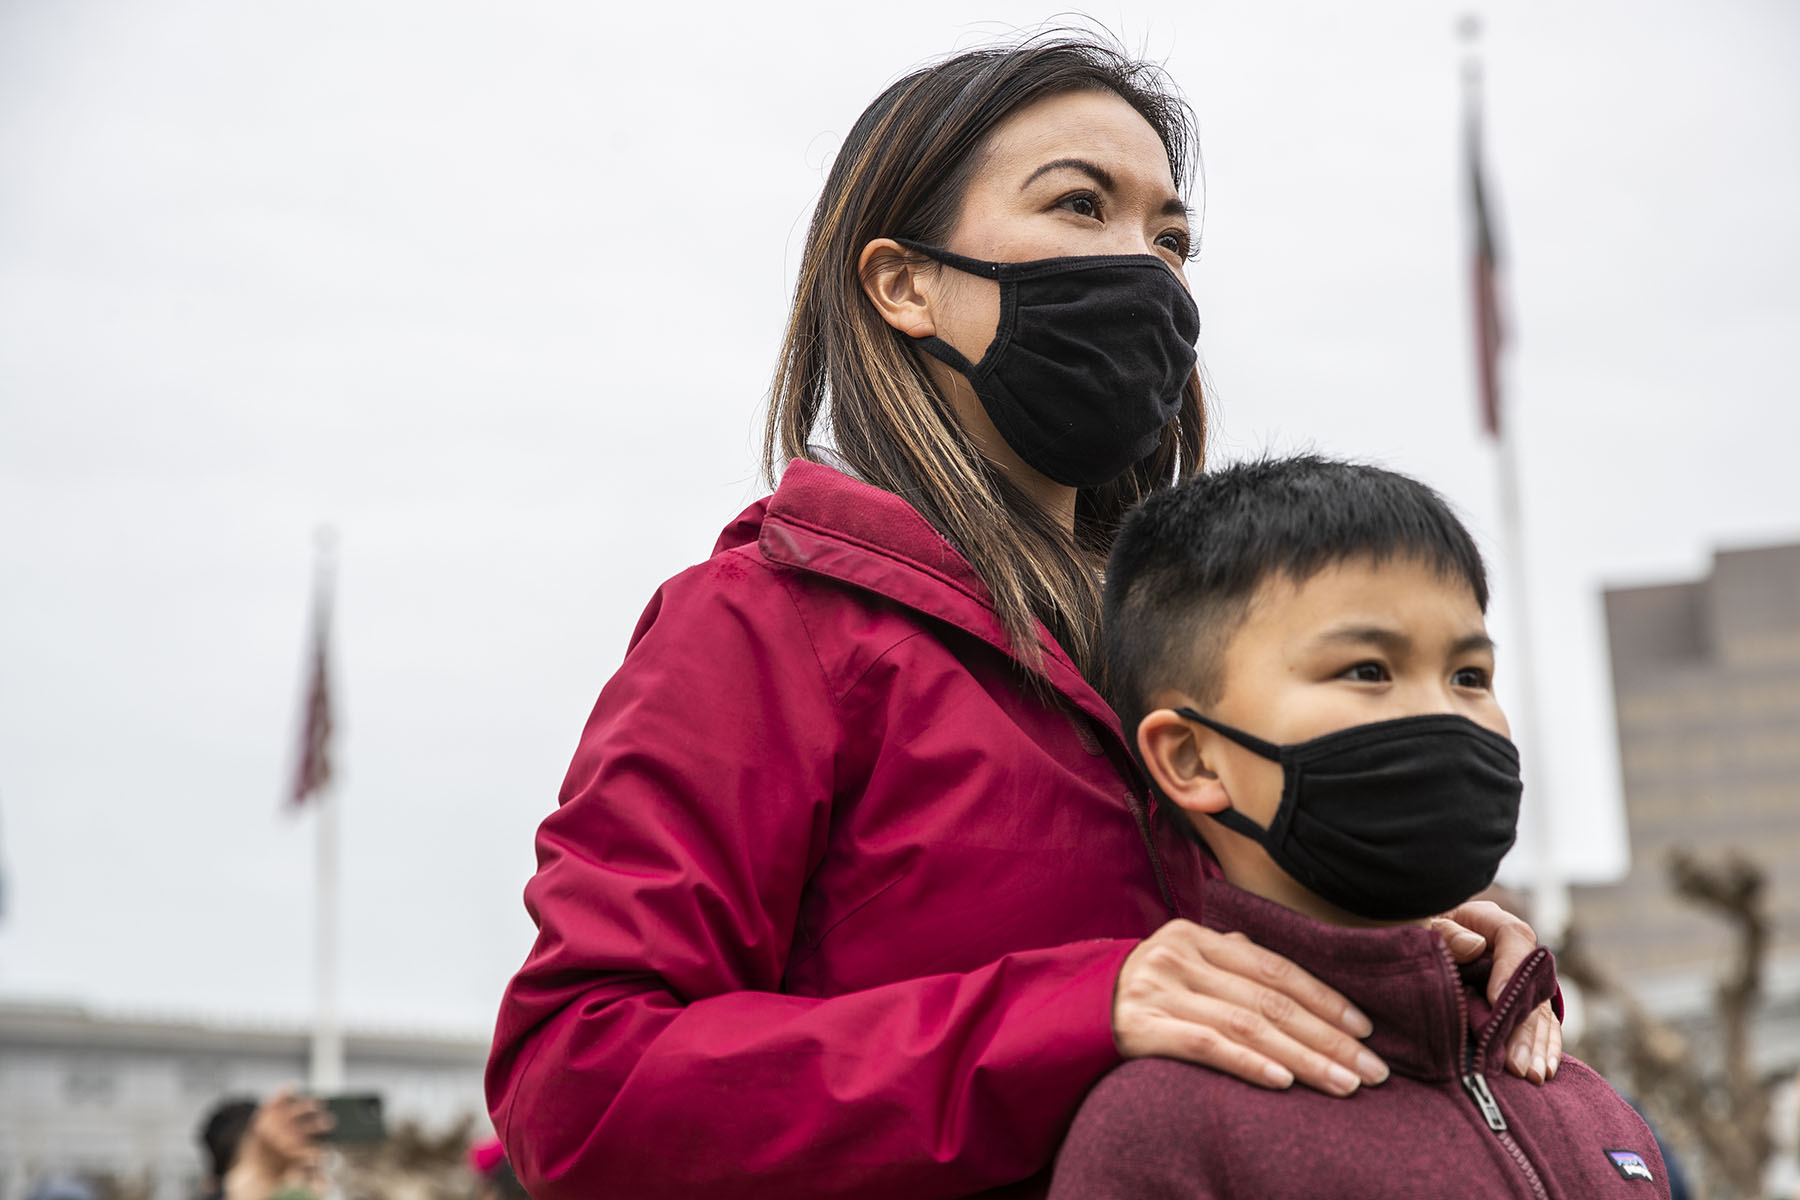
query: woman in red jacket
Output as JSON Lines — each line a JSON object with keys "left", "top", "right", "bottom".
{"left": 487, "top": 35, "right": 1558, "bottom": 1199}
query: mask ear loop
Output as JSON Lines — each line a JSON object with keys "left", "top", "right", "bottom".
{"left": 911, "top": 333, "right": 982, "bottom": 380}
{"left": 1173, "top": 707, "right": 1283, "bottom": 761}
{"left": 893, "top": 237, "right": 1002, "bottom": 278}
{"left": 1172, "top": 707, "right": 1284, "bottom": 840}
{"left": 889, "top": 238, "right": 1011, "bottom": 382}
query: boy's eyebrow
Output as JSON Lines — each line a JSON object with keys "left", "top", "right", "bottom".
{"left": 1308, "top": 626, "right": 1497, "bottom": 656}
{"left": 1449, "top": 632, "right": 1497, "bottom": 656}
{"left": 1310, "top": 625, "right": 1411, "bottom": 652}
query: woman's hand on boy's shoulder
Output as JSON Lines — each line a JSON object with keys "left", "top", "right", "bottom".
{"left": 1112, "top": 918, "right": 1390, "bottom": 1099}
{"left": 1430, "top": 900, "right": 1563, "bottom": 1084}
{"left": 1505, "top": 1000, "right": 1561, "bottom": 1084}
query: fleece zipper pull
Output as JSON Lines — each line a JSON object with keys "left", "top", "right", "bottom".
{"left": 1461, "top": 1069, "right": 1508, "bottom": 1132}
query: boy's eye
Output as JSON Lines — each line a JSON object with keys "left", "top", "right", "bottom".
{"left": 1452, "top": 666, "right": 1492, "bottom": 690}
{"left": 1341, "top": 661, "right": 1389, "bottom": 683}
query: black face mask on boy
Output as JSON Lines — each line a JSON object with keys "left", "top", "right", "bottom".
{"left": 895, "top": 240, "right": 1200, "bottom": 489}
{"left": 1174, "top": 708, "right": 1524, "bottom": 922}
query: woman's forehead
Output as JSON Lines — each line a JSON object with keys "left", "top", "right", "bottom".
{"left": 977, "top": 90, "right": 1178, "bottom": 193}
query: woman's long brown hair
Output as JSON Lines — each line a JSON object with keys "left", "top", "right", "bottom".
{"left": 764, "top": 35, "right": 1206, "bottom": 684}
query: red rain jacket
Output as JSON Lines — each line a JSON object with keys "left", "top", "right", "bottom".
{"left": 488, "top": 460, "right": 1214, "bottom": 1199}
{"left": 1050, "top": 881, "right": 1668, "bottom": 1200}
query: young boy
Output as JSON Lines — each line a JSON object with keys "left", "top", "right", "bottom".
{"left": 1050, "top": 456, "right": 1669, "bottom": 1199}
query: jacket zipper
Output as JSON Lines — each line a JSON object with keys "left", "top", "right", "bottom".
{"left": 1439, "top": 942, "right": 1552, "bottom": 1200}
{"left": 1122, "top": 783, "right": 1177, "bottom": 916}
{"left": 1087, "top": 709, "right": 1179, "bottom": 918}
{"left": 1462, "top": 1068, "right": 1507, "bottom": 1131}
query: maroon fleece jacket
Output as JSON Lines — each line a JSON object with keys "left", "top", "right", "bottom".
{"left": 1049, "top": 881, "right": 1669, "bottom": 1200}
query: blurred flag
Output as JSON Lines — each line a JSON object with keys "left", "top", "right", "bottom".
{"left": 289, "top": 551, "right": 335, "bottom": 808}
{"left": 1466, "top": 81, "right": 1506, "bottom": 438}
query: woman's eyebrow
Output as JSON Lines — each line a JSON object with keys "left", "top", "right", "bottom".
{"left": 1019, "top": 158, "right": 1191, "bottom": 221}
{"left": 1021, "top": 157, "right": 1115, "bottom": 191}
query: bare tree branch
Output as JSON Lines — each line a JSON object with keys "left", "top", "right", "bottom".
{"left": 1563, "top": 849, "right": 1775, "bottom": 1199}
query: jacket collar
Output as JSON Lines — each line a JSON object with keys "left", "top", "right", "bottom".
{"left": 1198, "top": 880, "right": 1559, "bottom": 1082}
{"left": 738, "top": 459, "right": 1129, "bottom": 743}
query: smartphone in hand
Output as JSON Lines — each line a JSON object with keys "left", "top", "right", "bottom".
{"left": 317, "top": 1093, "right": 385, "bottom": 1143}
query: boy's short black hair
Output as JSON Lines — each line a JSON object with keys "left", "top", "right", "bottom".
{"left": 1102, "top": 455, "right": 1489, "bottom": 738}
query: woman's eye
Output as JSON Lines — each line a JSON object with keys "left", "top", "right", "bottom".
{"left": 1058, "top": 192, "right": 1101, "bottom": 219}
{"left": 1156, "top": 230, "right": 1193, "bottom": 258}
{"left": 1341, "top": 662, "right": 1389, "bottom": 683}
{"left": 1453, "top": 666, "right": 1492, "bottom": 690}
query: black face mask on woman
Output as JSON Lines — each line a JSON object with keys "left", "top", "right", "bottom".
{"left": 1174, "top": 708, "right": 1524, "bottom": 922}
{"left": 895, "top": 239, "right": 1200, "bottom": 489}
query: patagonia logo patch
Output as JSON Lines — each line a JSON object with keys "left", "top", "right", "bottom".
{"left": 1605, "top": 1149, "right": 1654, "bottom": 1182}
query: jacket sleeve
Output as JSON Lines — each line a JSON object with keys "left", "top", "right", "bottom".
{"left": 487, "top": 556, "right": 1137, "bottom": 1199}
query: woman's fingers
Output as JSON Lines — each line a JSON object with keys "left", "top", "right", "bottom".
{"left": 1151, "top": 986, "right": 1383, "bottom": 1096}
{"left": 1443, "top": 900, "right": 1539, "bottom": 1004}
{"left": 1534, "top": 1006, "right": 1554, "bottom": 1080}
{"left": 1114, "top": 920, "right": 1388, "bottom": 1098}
{"left": 1425, "top": 915, "right": 1488, "bottom": 962}
{"left": 1504, "top": 1000, "right": 1561, "bottom": 1084}
{"left": 1504, "top": 1011, "right": 1538, "bottom": 1081}
{"left": 1441, "top": 902, "right": 1565, "bottom": 1085}
{"left": 1126, "top": 1006, "right": 1300, "bottom": 1091}
{"left": 1190, "top": 926, "right": 1373, "bottom": 1037}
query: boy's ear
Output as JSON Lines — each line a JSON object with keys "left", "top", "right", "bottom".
{"left": 1137, "top": 708, "right": 1234, "bottom": 819}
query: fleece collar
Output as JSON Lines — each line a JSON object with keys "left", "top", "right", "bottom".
{"left": 1198, "top": 880, "right": 1559, "bottom": 1082}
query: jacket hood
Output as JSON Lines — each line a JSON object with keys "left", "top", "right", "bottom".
{"left": 1198, "top": 880, "right": 1558, "bottom": 1082}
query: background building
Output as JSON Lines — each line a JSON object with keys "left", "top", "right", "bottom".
{"left": 1570, "top": 540, "right": 1800, "bottom": 1197}
{"left": 1572, "top": 541, "right": 1800, "bottom": 1012}
{"left": 0, "top": 1001, "right": 487, "bottom": 1200}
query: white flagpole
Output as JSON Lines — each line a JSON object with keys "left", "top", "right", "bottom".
{"left": 311, "top": 777, "right": 345, "bottom": 1090}
{"left": 1496, "top": 426, "right": 1568, "bottom": 946}
{"left": 305, "top": 528, "right": 345, "bottom": 1091}
{"left": 1463, "top": 18, "right": 1568, "bottom": 945}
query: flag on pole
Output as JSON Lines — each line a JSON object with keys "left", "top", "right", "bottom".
{"left": 1465, "top": 70, "right": 1506, "bottom": 438}
{"left": 289, "top": 545, "right": 335, "bottom": 808}
{"left": 290, "top": 531, "right": 346, "bottom": 1090}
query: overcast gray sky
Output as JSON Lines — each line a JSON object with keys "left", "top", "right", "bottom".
{"left": 2, "top": 0, "right": 1796, "bottom": 1038}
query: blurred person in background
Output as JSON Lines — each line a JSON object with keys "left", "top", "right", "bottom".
{"left": 198, "top": 1098, "right": 256, "bottom": 1200}
{"left": 487, "top": 31, "right": 1558, "bottom": 1199}
{"left": 196, "top": 1089, "right": 330, "bottom": 1200}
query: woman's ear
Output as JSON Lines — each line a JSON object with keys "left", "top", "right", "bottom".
{"left": 858, "top": 238, "right": 937, "bottom": 339}
{"left": 1137, "top": 708, "right": 1234, "bottom": 819}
